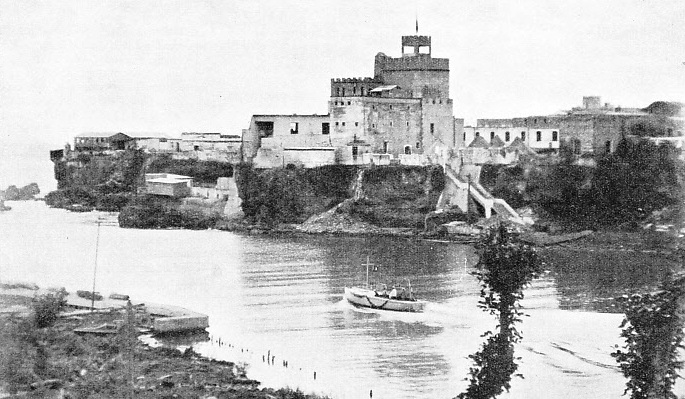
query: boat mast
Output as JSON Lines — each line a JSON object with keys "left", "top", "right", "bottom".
{"left": 363, "top": 256, "right": 374, "bottom": 288}
{"left": 91, "top": 219, "right": 101, "bottom": 312}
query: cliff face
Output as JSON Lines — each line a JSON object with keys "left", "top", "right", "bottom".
{"left": 236, "top": 164, "right": 445, "bottom": 228}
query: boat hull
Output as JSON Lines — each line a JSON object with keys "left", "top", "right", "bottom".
{"left": 344, "top": 287, "right": 425, "bottom": 312}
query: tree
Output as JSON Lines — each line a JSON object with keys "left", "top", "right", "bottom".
{"left": 458, "top": 224, "right": 543, "bottom": 399}
{"left": 612, "top": 273, "right": 685, "bottom": 399}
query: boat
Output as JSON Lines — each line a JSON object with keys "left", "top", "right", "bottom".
{"left": 344, "top": 257, "right": 426, "bottom": 313}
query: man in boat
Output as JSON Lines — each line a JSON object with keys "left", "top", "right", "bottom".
{"left": 375, "top": 284, "right": 388, "bottom": 297}
{"left": 389, "top": 286, "right": 398, "bottom": 299}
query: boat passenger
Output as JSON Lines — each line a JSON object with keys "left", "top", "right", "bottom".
{"left": 389, "top": 287, "right": 398, "bottom": 299}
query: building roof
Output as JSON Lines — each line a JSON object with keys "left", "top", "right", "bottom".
{"left": 75, "top": 132, "right": 173, "bottom": 139}
{"left": 490, "top": 136, "right": 505, "bottom": 148}
{"left": 75, "top": 132, "right": 119, "bottom": 138}
{"left": 468, "top": 135, "right": 490, "bottom": 148}
{"left": 369, "top": 85, "right": 398, "bottom": 92}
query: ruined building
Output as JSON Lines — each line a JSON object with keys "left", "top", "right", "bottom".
{"left": 242, "top": 35, "right": 460, "bottom": 168}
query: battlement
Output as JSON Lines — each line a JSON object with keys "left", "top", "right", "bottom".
{"left": 331, "top": 77, "right": 378, "bottom": 83}
{"left": 375, "top": 52, "right": 449, "bottom": 73}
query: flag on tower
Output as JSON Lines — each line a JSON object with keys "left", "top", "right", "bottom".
{"left": 416, "top": 19, "right": 419, "bottom": 34}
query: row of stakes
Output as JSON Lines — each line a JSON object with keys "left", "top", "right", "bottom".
{"left": 209, "top": 335, "right": 376, "bottom": 398}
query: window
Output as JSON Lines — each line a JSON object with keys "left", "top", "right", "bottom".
{"left": 404, "top": 145, "right": 412, "bottom": 155}
{"left": 342, "top": 88, "right": 345, "bottom": 96}
{"left": 536, "top": 131, "right": 542, "bottom": 142}
{"left": 406, "top": 121, "right": 409, "bottom": 127}
{"left": 389, "top": 105, "right": 393, "bottom": 110}
{"left": 389, "top": 121, "right": 393, "bottom": 127}
{"left": 463, "top": 132, "right": 466, "bottom": 141}
{"left": 342, "top": 122, "right": 346, "bottom": 127}
{"left": 355, "top": 122, "right": 359, "bottom": 127}
{"left": 353, "top": 87, "right": 356, "bottom": 95}
{"left": 372, "top": 123, "right": 376, "bottom": 128}
{"left": 256, "top": 121, "right": 274, "bottom": 138}
{"left": 322, "top": 122, "right": 330, "bottom": 135}
{"left": 490, "top": 132, "right": 495, "bottom": 140}
{"left": 430, "top": 123, "right": 435, "bottom": 134}
{"left": 372, "top": 105, "right": 376, "bottom": 110}
{"left": 352, "top": 146, "right": 358, "bottom": 157}
{"left": 290, "top": 122, "right": 299, "bottom": 134}
{"left": 605, "top": 140, "right": 612, "bottom": 153}
{"left": 552, "top": 131, "right": 558, "bottom": 141}
{"left": 416, "top": 141, "right": 421, "bottom": 149}
{"left": 383, "top": 141, "right": 389, "bottom": 154}
{"left": 335, "top": 122, "right": 339, "bottom": 126}
{"left": 505, "top": 131, "right": 510, "bottom": 142}
{"left": 336, "top": 87, "right": 340, "bottom": 96}
{"left": 361, "top": 87, "right": 365, "bottom": 96}
{"left": 475, "top": 131, "right": 480, "bottom": 137}
{"left": 432, "top": 100, "right": 436, "bottom": 104}
{"left": 521, "top": 131, "right": 526, "bottom": 140}
{"left": 347, "top": 101, "right": 351, "bottom": 105}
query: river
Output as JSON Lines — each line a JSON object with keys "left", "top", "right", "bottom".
{"left": 0, "top": 201, "right": 680, "bottom": 398}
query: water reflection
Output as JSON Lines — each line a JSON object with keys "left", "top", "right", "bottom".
{"left": 542, "top": 248, "right": 677, "bottom": 312}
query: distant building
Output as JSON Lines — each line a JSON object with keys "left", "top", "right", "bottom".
{"left": 470, "top": 97, "right": 673, "bottom": 156}
{"left": 144, "top": 173, "right": 193, "bottom": 198}
{"left": 243, "top": 34, "right": 458, "bottom": 168}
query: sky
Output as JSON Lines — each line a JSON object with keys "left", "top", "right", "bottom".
{"left": 1, "top": 0, "right": 684, "bottom": 149}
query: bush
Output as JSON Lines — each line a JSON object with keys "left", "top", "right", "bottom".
{"left": 33, "top": 289, "right": 68, "bottom": 328}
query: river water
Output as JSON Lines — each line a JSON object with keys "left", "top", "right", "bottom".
{"left": 0, "top": 201, "right": 681, "bottom": 398}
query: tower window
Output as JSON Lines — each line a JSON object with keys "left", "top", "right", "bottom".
{"left": 322, "top": 123, "right": 330, "bottom": 135}
{"left": 505, "top": 131, "right": 510, "bottom": 141}
{"left": 355, "top": 122, "right": 359, "bottom": 127}
{"left": 430, "top": 123, "right": 435, "bottom": 134}
{"left": 389, "top": 121, "right": 393, "bottom": 127}
{"left": 290, "top": 122, "right": 299, "bottom": 135}
{"left": 490, "top": 132, "right": 495, "bottom": 140}
{"left": 416, "top": 141, "right": 421, "bottom": 149}
{"left": 552, "top": 131, "right": 558, "bottom": 141}
{"left": 406, "top": 121, "right": 410, "bottom": 127}
{"left": 536, "top": 131, "right": 542, "bottom": 142}
{"left": 342, "top": 122, "right": 346, "bottom": 127}
{"left": 335, "top": 122, "right": 339, "bottom": 126}
{"left": 475, "top": 131, "right": 480, "bottom": 137}
{"left": 404, "top": 145, "right": 412, "bottom": 155}
{"left": 389, "top": 105, "right": 393, "bottom": 110}
{"left": 521, "top": 131, "right": 526, "bottom": 140}
{"left": 347, "top": 101, "right": 351, "bottom": 105}
{"left": 353, "top": 87, "right": 356, "bottom": 95}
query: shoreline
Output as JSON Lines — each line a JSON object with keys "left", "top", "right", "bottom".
{"left": 0, "top": 284, "right": 329, "bottom": 398}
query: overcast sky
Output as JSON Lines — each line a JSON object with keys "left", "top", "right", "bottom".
{"left": 1, "top": 0, "right": 684, "bottom": 147}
